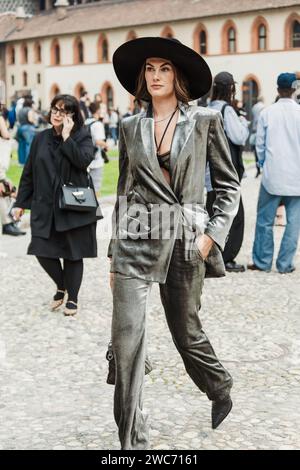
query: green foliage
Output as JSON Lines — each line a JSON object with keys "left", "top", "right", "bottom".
{"left": 7, "top": 150, "right": 119, "bottom": 197}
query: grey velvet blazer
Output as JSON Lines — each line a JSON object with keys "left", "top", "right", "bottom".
{"left": 108, "top": 102, "right": 240, "bottom": 283}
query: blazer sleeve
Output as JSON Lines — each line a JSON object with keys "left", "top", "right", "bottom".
{"left": 15, "top": 135, "right": 37, "bottom": 209}
{"left": 205, "top": 113, "right": 241, "bottom": 250}
{"left": 60, "top": 130, "right": 94, "bottom": 170}
{"left": 107, "top": 121, "right": 130, "bottom": 258}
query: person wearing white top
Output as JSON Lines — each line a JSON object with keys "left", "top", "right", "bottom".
{"left": 206, "top": 71, "right": 249, "bottom": 273}
{"left": 85, "top": 102, "right": 108, "bottom": 194}
{"left": 249, "top": 73, "right": 300, "bottom": 274}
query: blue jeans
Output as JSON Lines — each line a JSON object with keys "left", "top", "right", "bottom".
{"left": 17, "top": 124, "right": 35, "bottom": 165}
{"left": 253, "top": 184, "right": 300, "bottom": 272}
{"left": 110, "top": 127, "right": 118, "bottom": 145}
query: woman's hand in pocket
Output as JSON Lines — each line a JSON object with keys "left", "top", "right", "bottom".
{"left": 196, "top": 234, "right": 214, "bottom": 260}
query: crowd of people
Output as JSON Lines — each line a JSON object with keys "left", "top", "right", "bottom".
{"left": 0, "top": 86, "right": 150, "bottom": 255}
{"left": 0, "top": 70, "right": 299, "bottom": 265}
{"left": 0, "top": 34, "right": 299, "bottom": 449}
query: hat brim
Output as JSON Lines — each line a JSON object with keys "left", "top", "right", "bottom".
{"left": 113, "top": 37, "right": 212, "bottom": 101}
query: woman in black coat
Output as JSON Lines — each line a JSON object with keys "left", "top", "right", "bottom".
{"left": 14, "top": 94, "right": 98, "bottom": 316}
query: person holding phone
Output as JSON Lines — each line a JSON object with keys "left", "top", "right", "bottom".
{"left": 13, "top": 94, "right": 99, "bottom": 316}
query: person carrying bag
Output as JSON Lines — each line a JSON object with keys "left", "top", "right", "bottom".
{"left": 14, "top": 94, "right": 102, "bottom": 316}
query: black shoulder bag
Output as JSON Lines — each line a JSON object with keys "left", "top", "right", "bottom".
{"left": 59, "top": 173, "right": 99, "bottom": 213}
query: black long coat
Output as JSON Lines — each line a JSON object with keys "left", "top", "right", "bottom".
{"left": 16, "top": 127, "right": 99, "bottom": 240}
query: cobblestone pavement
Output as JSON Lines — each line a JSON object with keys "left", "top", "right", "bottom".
{"left": 0, "top": 164, "right": 300, "bottom": 450}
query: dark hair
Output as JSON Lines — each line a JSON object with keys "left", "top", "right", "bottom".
{"left": 48, "top": 94, "right": 84, "bottom": 131}
{"left": 135, "top": 61, "right": 190, "bottom": 104}
{"left": 80, "top": 90, "right": 88, "bottom": 98}
{"left": 278, "top": 88, "right": 294, "bottom": 98}
{"left": 89, "top": 101, "right": 100, "bottom": 115}
{"left": 211, "top": 82, "right": 236, "bottom": 105}
{"left": 23, "top": 96, "right": 33, "bottom": 107}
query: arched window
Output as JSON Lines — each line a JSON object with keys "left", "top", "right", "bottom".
{"left": 98, "top": 34, "right": 109, "bottom": 62}
{"left": 292, "top": 20, "right": 300, "bottom": 48}
{"left": 258, "top": 25, "right": 267, "bottom": 50}
{"left": 7, "top": 45, "right": 15, "bottom": 65}
{"left": 34, "top": 42, "right": 42, "bottom": 63}
{"left": 102, "top": 38, "right": 109, "bottom": 62}
{"left": 23, "top": 71, "right": 28, "bottom": 87}
{"left": 74, "top": 82, "right": 85, "bottom": 100}
{"left": 193, "top": 24, "right": 208, "bottom": 55}
{"left": 101, "top": 82, "right": 114, "bottom": 109}
{"left": 251, "top": 17, "right": 268, "bottom": 51}
{"left": 11, "top": 75, "right": 15, "bottom": 86}
{"left": 74, "top": 37, "right": 84, "bottom": 64}
{"left": 54, "top": 42, "right": 60, "bottom": 65}
{"left": 161, "top": 26, "right": 174, "bottom": 38}
{"left": 228, "top": 28, "right": 236, "bottom": 53}
{"left": 51, "top": 39, "right": 60, "bottom": 65}
{"left": 50, "top": 84, "right": 61, "bottom": 101}
{"left": 285, "top": 13, "right": 300, "bottom": 48}
{"left": 242, "top": 76, "right": 260, "bottom": 119}
{"left": 78, "top": 40, "right": 84, "bottom": 63}
{"left": 200, "top": 30, "right": 207, "bottom": 55}
{"left": 126, "top": 30, "right": 137, "bottom": 41}
{"left": 21, "top": 43, "right": 28, "bottom": 64}
{"left": 222, "top": 21, "right": 237, "bottom": 54}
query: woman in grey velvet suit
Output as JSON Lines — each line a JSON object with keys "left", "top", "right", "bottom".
{"left": 108, "top": 37, "right": 240, "bottom": 450}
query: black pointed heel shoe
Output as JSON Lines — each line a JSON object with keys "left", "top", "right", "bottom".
{"left": 211, "top": 397, "right": 232, "bottom": 430}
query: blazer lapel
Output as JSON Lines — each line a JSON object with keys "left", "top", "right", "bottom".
{"left": 170, "top": 119, "right": 195, "bottom": 175}
{"left": 139, "top": 117, "right": 177, "bottom": 201}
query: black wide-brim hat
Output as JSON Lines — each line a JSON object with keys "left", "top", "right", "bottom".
{"left": 113, "top": 37, "right": 212, "bottom": 101}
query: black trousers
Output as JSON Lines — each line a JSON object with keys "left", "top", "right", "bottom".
{"left": 37, "top": 257, "right": 83, "bottom": 303}
{"left": 206, "top": 190, "right": 244, "bottom": 264}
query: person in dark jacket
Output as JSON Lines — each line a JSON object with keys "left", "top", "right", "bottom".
{"left": 14, "top": 94, "right": 98, "bottom": 316}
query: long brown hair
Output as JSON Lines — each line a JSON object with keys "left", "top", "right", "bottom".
{"left": 135, "top": 61, "right": 190, "bottom": 104}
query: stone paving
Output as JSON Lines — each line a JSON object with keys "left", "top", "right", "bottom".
{"left": 0, "top": 163, "right": 300, "bottom": 450}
